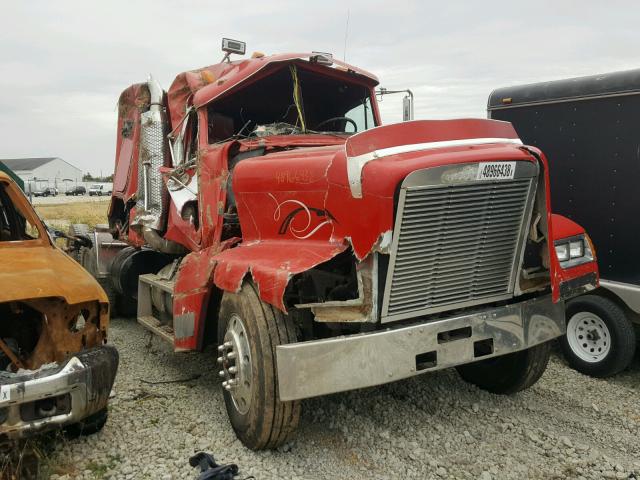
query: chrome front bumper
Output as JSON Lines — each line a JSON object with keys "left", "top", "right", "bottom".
{"left": 0, "top": 346, "right": 119, "bottom": 440}
{"left": 277, "top": 295, "right": 564, "bottom": 401}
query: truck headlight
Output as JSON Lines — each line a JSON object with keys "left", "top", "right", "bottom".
{"left": 555, "top": 243, "right": 570, "bottom": 262}
{"left": 554, "top": 234, "right": 594, "bottom": 268}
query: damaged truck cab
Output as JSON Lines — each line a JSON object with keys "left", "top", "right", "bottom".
{"left": 0, "top": 172, "right": 118, "bottom": 440}
{"left": 83, "top": 45, "right": 598, "bottom": 450}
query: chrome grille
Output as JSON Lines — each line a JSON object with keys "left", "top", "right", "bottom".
{"left": 383, "top": 174, "right": 534, "bottom": 321}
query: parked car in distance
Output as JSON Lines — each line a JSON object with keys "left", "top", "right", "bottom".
{"left": 33, "top": 187, "right": 58, "bottom": 197}
{"left": 0, "top": 171, "right": 119, "bottom": 440}
{"left": 88, "top": 184, "right": 105, "bottom": 196}
{"left": 65, "top": 186, "right": 87, "bottom": 196}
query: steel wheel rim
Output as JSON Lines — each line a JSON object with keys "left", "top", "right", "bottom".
{"left": 218, "top": 313, "right": 253, "bottom": 414}
{"left": 566, "top": 311, "right": 611, "bottom": 363}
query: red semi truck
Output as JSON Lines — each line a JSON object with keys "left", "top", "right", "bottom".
{"left": 71, "top": 40, "right": 599, "bottom": 449}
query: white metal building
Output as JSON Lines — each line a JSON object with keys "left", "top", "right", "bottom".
{"left": 0, "top": 157, "right": 84, "bottom": 193}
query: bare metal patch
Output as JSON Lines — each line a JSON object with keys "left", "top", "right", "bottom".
{"left": 174, "top": 312, "right": 195, "bottom": 339}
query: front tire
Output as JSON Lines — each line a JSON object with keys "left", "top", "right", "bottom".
{"left": 560, "top": 295, "right": 636, "bottom": 377}
{"left": 217, "top": 282, "right": 300, "bottom": 450}
{"left": 456, "top": 341, "right": 551, "bottom": 394}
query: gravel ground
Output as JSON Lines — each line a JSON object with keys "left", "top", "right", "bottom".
{"left": 46, "top": 317, "right": 640, "bottom": 480}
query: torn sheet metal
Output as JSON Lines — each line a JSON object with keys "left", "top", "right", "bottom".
{"left": 166, "top": 54, "right": 378, "bottom": 130}
{"left": 297, "top": 253, "right": 379, "bottom": 323}
{"left": 212, "top": 241, "right": 348, "bottom": 312}
{"left": 20, "top": 298, "right": 107, "bottom": 369}
{"left": 172, "top": 239, "right": 240, "bottom": 350}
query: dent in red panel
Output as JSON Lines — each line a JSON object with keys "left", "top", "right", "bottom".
{"left": 172, "top": 239, "right": 240, "bottom": 350}
{"left": 212, "top": 241, "right": 348, "bottom": 312}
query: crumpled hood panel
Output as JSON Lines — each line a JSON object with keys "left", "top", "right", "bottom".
{"left": 0, "top": 245, "right": 106, "bottom": 305}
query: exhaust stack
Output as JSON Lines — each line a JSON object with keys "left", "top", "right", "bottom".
{"left": 132, "top": 75, "right": 169, "bottom": 232}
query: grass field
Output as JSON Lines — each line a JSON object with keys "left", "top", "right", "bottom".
{"left": 34, "top": 201, "right": 109, "bottom": 229}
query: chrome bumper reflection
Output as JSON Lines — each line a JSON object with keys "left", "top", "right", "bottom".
{"left": 0, "top": 346, "right": 118, "bottom": 439}
{"left": 277, "top": 295, "right": 564, "bottom": 401}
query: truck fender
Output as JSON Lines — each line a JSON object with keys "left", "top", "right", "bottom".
{"left": 211, "top": 240, "right": 348, "bottom": 312}
{"left": 172, "top": 239, "right": 346, "bottom": 350}
{"left": 549, "top": 213, "right": 599, "bottom": 298}
{"left": 172, "top": 239, "right": 239, "bottom": 350}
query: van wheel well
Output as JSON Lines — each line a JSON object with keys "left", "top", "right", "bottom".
{"left": 590, "top": 287, "right": 640, "bottom": 324}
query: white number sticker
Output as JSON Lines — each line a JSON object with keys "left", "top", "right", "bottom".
{"left": 0, "top": 385, "right": 10, "bottom": 403}
{"left": 476, "top": 162, "right": 516, "bottom": 181}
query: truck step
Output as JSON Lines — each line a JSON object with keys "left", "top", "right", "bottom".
{"left": 137, "top": 273, "right": 176, "bottom": 346}
{"left": 137, "top": 315, "right": 175, "bottom": 345}
{"left": 138, "top": 273, "right": 175, "bottom": 293}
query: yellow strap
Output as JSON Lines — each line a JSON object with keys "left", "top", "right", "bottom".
{"left": 290, "top": 65, "right": 306, "bottom": 132}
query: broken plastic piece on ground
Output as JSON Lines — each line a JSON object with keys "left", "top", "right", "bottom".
{"left": 189, "top": 451, "right": 247, "bottom": 480}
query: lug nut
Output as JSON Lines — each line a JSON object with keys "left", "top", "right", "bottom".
{"left": 222, "top": 380, "right": 228, "bottom": 387}
{"left": 217, "top": 344, "right": 225, "bottom": 352}
{"left": 224, "top": 384, "right": 232, "bottom": 391}
{"left": 218, "top": 370, "right": 225, "bottom": 378}
{"left": 224, "top": 341, "right": 232, "bottom": 348}
{"left": 216, "top": 357, "right": 223, "bottom": 364}
{"left": 228, "top": 366, "right": 237, "bottom": 374}
{"left": 226, "top": 351, "right": 237, "bottom": 360}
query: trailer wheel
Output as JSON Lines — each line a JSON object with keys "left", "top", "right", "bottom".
{"left": 83, "top": 245, "right": 120, "bottom": 317}
{"left": 456, "top": 341, "right": 551, "bottom": 394}
{"left": 560, "top": 295, "right": 636, "bottom": 377}
{"left": 67, "top": 224, "right": 91, "bottom": 263}
{"left": 217, "top": 282, "right": 300, "bottom": 450}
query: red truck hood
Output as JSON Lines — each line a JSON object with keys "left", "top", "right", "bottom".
{"left": 232, "top": 119, "right": 537, "bottom": 258}
{"left": 210, "top": 118, "right": 573, "bottom": 313}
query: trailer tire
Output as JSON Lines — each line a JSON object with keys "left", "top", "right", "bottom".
{"left": 217, "top": 282, "right": 300, "bottom": 450}
{"left": 83, "top": 245, "right": 121, "bottom": 317}
{"left": 560, "top": 295, "right": 636, "bottom": 377}
{"left": 456, "top": 341, "right": 551, "bottom": 394}
{"left": 67, "top": 224, "right": 91, "bottom": 263}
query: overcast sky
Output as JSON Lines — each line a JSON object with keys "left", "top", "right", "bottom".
{"left": 2, "top": 1, "right": 640, "bottom": 175}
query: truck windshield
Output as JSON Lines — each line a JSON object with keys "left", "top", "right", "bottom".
{"left": 208, "top": 63, "right": 376, "bottom": 142}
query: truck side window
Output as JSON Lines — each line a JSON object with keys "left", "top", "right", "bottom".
{"left": 344, "top": 97, "right": 375, "bottom": 133}
{"left": 187, "top": 117, "right": 199, "bottom": 162}
{"left": 0, "top": 185, "right": 40, "bottom": 241}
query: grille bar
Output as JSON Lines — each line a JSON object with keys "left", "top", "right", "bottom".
{"left": 382, "top": 162, "right": 537, "bottom": 322}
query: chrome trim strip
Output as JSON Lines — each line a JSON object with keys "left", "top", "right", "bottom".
{"left": 277, "top": 294, "right": 564, "bottom": 401}
{"left": 346, "top": 137, "right": 523, "bottom": 198}
{"left": 508, "top": 170, "right": 539, "bottom": 295}
{"left": 0, "top": 347, "right": 117, "bottom": 440}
